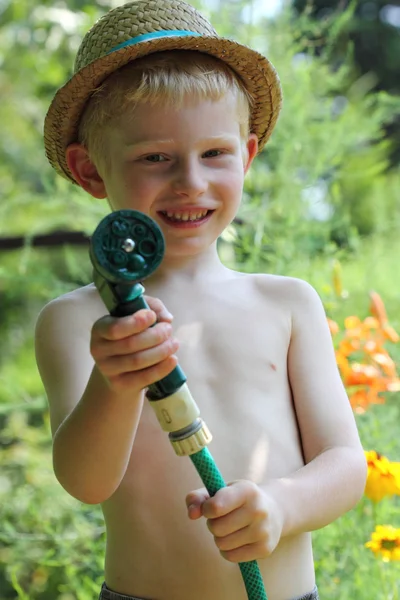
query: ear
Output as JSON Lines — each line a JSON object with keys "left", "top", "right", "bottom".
{"left": 65, "top": 143, "right": 107, "bottom": 199}
{"left": 243, "top": 133, "right": 259, "bottom": 175}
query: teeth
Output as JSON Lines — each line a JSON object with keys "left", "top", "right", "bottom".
{"left": 163, "top": 210, "right": 209, "bottom": 221}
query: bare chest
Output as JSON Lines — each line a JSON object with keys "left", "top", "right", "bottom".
{"left": 129, "top": 285, "right": 304, "bottom": 486}
{"left": 97, "top": 277, "right": 314, "bottom": 598}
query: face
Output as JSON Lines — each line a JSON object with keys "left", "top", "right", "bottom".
{"left": 74, "top": 95, "right": 258, "bottom": 261}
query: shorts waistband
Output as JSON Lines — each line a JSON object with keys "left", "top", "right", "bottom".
{"left": 99, "top": 582, "right": 319, "bottom": 600}
{"left": 291, "top": 585, "right": 319, "bottom": 600}
{"left": 99, "top": 583, "right": 148, "bottom": 600}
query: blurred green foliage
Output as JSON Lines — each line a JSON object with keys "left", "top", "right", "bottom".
{"left": 293, "top": 0, "right": 400, "bottom": 163}
{"left": 1, "top": 0, "right": 399, "bottom": 598}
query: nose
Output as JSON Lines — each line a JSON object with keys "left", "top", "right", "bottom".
{"left": 171, "top": 157, "right": 208, "bottom": 199}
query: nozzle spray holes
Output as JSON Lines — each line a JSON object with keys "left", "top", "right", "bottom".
{"left": 130, "top": 225, "right": 158, "bottom": 257}
{"left": 110, "top": 220, "right": 156, "bottom": 257}
{"left": 111, "top": 218, "right": 131, "bottom": 237}
{"left": 132, "top": 224, "right": 146, "bottom": 238}
{"left": 111, "top": 250, "right": 130, "bottom": 267}
{"left": 138, "top": 239, "right": 157, "bottom": 257}
{"left": 91, "top": 210, "right": 165, "bottom": 283}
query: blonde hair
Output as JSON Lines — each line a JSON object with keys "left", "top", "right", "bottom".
{"left": 78, "top": 50, "right": 253, "bottom": 168}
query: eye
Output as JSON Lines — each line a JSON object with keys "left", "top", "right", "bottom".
{"left": 144, "top": 154, "right": 167, "bottom": 163}
{"left": 203, "top": 149, "right": 222, "bottom": 158}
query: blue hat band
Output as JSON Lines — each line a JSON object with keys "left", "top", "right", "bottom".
{"left": 108, "top": 30, "right": 202, "bottom": 55}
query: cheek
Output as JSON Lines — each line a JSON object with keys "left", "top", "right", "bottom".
{"left": 222, "top": 169, "right": 244, "bottom": 196}
{"left": 109, "top": 168, "right": 160, "bottom": 208}
{"left": 129, "top": 179, "right": 163, "bottom": 210}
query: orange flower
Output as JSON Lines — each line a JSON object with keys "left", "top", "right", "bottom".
{"left": 350, "top": 390, "right": 372, "bottom": 413}
{"left": 350, "top": 389, "right": 385, "bottom": 413}
{"left": 369, "top": 291, "right": 388, "bottom": 326}
{"left": 346, "top": 364, "right": 381, "bottom": 387}
{"left": 370, "top": 291, "right": 399, "bottom": 342}
{"left": 372, "top": 353, "right": 396, "bottom": 378}
{"left": 328, "top": 291, "right": 399, "bottom": 412}
{"left": 387, "top": 379, "right": 400, "bottom": 392}
{"left": 338, "top": 337, "right": 361, "bottom": 357}
{"left": 327, "top": 318, "right": 339, "bottom": 336}
{"left": 344, "top": 316, "right": 363, "bottom": 336}
{"left": 335, "top": 350, "right": 351, "bottom": 379}
{"left": 383, "top": 324, "right": 400, "bottom": 343}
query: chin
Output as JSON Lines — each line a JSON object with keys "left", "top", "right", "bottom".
{"left": 166, "top": 239, "right": 214, "bottom": 257}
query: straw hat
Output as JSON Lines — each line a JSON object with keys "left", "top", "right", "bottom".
{"left": 44, "top": 0, "right": 282, "bottom": 183}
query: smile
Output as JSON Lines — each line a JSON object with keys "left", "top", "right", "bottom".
{"left": 160, "top": 209, "right": 211, "bottom": 221}
{"left": 158, "top": 210, "right": 214, "bottom": 228}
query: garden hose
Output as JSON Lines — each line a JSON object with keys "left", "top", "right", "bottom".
{"left": 90, "top": 209, "right": 268, "bottom": 600}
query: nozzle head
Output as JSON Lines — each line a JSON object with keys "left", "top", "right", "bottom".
{"left": 90, "top": 210, "right": 165, "bottom": 284}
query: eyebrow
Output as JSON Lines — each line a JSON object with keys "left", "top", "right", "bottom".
{"left": 125, "top": 135, "right": 239, "bottom": 149}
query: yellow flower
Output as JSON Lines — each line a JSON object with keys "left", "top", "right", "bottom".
{"left": 365, "top": 525, "right": 400, "bottom": 561}
{"left": 364, "top": 450, "right": 400, "bottom": 502}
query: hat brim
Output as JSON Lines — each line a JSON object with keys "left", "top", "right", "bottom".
{"left": 44, "top": 35, "right": 282, "bottom": 182}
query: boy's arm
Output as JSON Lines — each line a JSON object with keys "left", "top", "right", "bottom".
{"left": 35, "top": 293, "right": 177, "bottom": 505}
{"left": 263, "top": 278, "right": 367, "bottom": 537}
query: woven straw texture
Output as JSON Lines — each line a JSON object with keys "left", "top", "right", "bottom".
{"left": 44, "top": 0, "right": 282, "bottom": 182}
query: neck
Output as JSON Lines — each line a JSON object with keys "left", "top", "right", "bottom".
{"left": 145, "top": 242, "right": 231, "bottom": 289}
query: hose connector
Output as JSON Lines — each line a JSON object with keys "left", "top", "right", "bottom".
{"left": 169, "top": 419, "right": 212, "bottom": 456}
{"left": 147, "top": 383, "right": 199, "bottom": 431}
{"left": 147, "top": 383, "right": 212, "bottom": 456}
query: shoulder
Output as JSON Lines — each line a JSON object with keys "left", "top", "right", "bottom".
{"left": 38, "top": 282, "right": 102, "bottom": 310}
{"left": 35, "top": 283, "right": 106, "bottom": 343}
{"left": 251, "top": 273, "right": 314, "bottom": 293}
{"left": 36, "top": 283, "right": 105, "bottom": 320}
{"left": 249, "top": 273, "right": 322, "bottom": 314}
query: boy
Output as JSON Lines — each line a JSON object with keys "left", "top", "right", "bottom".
{"left": 36, "top": 1, "right": 367, "bottom": 599}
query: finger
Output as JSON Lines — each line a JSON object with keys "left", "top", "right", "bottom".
{"left": 99, "top": 336, "right": 180, "bottom": 376}
{"left": 202, "top": 483, "right": 249, "bottom": 519}
{"left": 144, "top": 296, "right": 174, "bottom": 323}
{"left": 206, "top": 506, "right": 250, "bottom": 538}
{"left": 186, "top": 488, "right": 210, "bottom": 520}
{"left": 220, "top": 541, "right": 269, "bottom": 563}
{"left": 213, "top": 523, "right": 264, "bottom": 552}
{"left": 94, "top": 310, "right": 157, "bottom": 341}
{"left": 94, "top": 322, "right": 173, "bottom": 360}
{"left": 116, "top": 354, "right": 179, "bottom": 391}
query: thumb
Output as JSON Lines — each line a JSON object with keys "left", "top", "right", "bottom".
{"left": 185, "top": 488, "right": 210, "bottom": 520}
{"left": 144, "top": 295, "right": 174, "bottom": 323}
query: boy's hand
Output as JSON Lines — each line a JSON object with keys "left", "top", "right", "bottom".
{"left": 186, "top": 480, "right": 283, "bottom": 562}
{"left": 90, "top": 296, "right": 179, "bottom": 394}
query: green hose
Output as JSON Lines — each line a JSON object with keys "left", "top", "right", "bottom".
{"left": 190, "top": 448, "right": 268, "bottom": 600}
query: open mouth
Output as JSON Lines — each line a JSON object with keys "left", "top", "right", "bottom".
{"left": 158, "top": 210, "right": 214, "bottom": 225}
